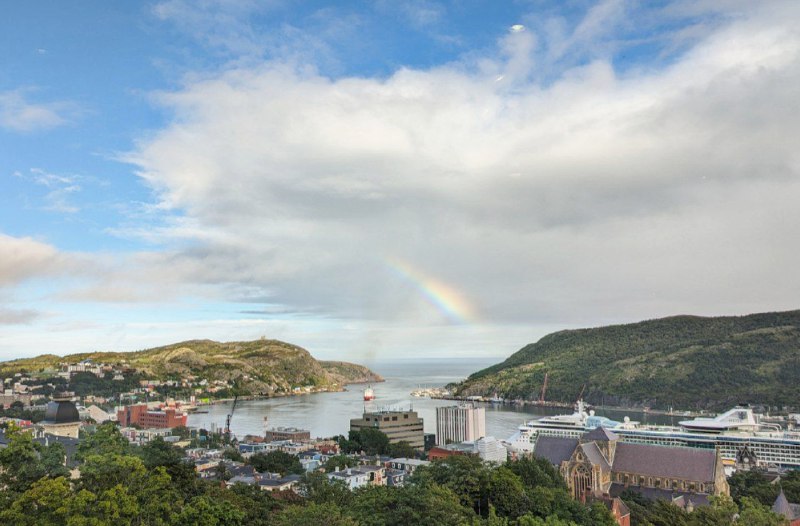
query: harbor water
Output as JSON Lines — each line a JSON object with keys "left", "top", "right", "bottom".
{"left": 187, "top": 358, "right": 680, "bottom": 440}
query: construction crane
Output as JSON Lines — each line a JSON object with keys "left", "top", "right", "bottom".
{"left": 539, "top": 372, "right": 549, "bottom": 403}
{"left": 224, "top": 394, "right": 239, "bottom": 443}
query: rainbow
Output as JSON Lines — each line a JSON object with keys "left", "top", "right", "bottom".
{"left": 383, "top": 257, "right": 477, "bottom": 325}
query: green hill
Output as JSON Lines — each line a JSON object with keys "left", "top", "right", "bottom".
{"left": 0, "top": 339, "right": 382, "bottom": 396}
{"left": 453, "top": 310, "right": 800, "bottom": 411}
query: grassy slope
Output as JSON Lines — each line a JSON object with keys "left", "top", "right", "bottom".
{"left": 0, "top": 339, "right": 382, "bottom": 395}
{"left": 454, "top": 310, "right": 800, "bottom": 410}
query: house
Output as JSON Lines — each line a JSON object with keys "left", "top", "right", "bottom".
{"left": 386, "top": 457, "right": 430, "bottom": 474}
{"left": 357, "top": 464, "right": 386, "bottom": 486}
{"left": 258, "top": 473, "right": 301, "bottom": 492}
{"left": 328, "top": 467, "right": 370, "bottom": 490}
{"left": 385, "top": 468, "right": 406, "bottom": 487}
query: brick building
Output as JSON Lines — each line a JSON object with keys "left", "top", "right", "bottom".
{"left": 265, "top": 426, "right": 311, "bottom": 442}
{"left": 117, "top": 403, "right": 188, "bottom": 428}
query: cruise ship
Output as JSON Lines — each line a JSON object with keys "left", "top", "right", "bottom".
{"left": 507, "top": 402, "right": 800, "bottom": 469}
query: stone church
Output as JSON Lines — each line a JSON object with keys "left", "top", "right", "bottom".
{"left": 534, "top": 427, "right": 729, "bottom": 507}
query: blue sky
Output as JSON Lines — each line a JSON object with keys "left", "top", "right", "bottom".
{"left": 2, "top": 1, "right": 799, "bottom": 361}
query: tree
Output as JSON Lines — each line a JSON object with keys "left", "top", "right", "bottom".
{"left": 297, "top": 471, "right": 354, "bottom": 508}
{"left": 324, "top": 454, "right": 359, "bottom": 473}
{"left": 173, "top": 495, "right": 245, "bottom": 526}
{"left": 0, "top": 423, "right": 47, "bottom": 498}
{"left": 225, "top": 483, "right": 281, "bottom": 526}
{"left": 75, "top": 421, "right": 130, "bottom": 461}
{"left": 271, "top": 503, "right": 358, "bottom": 526}
{"left": 348, "top": 483, "right": 475, "bottom": 525}
{"left": 355, "top": 428, "right": 391, "bottom": 455}
{"left": 506, "top": 456, "right": 566, "bottom": 490}
{"left": 248, "top": 450, "right": 304, "bottom": 476}
{"left": 415, "top": 455, "right": 491, "bottom": 515}
{"left": 40, "top": 440, "right": 70, "bottom": 479}
{"left": 223, "top": 447, "right": 244, "bottom": 462}
{"left": 487, "top": 465, "right": 530, "bottom": 519}
{"left": 135, "top": 466, "right": 186, "bottom": 526}
{"left": 340, "top": 428, "right": 391, "bottom": 455}
{"left": 388, "top": 440, "right": 417, "bottom": 459}
{"left": 78, "top": 453, "right": 147, "bottom": 495}
{"left": 0, "top": 476, "right": 72, "bottom": 526}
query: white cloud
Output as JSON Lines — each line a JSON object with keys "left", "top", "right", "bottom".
{"left": 0, "top": 89, "right": 75, "bottom": 132}
{"left": 120, "top": 0, "right": 800, "bottom": 337}
{"left": 15, "top": 168, "right": 84, "bottom": 213}
{"left": 0, "top": 234, "right": 69, "bottom": 286}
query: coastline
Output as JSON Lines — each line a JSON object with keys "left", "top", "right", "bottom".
{"left": 188, "top": 378, "right": 386, "bottom": 408}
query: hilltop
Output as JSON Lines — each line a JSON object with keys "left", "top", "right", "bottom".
{"left": 0, "top": 339, "right": 382, "bottom": 396}
{"left": 453, "top": 310, "right": 800, "bottom": 411}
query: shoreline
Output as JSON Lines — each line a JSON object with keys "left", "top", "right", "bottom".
{"left": 188, "top": 378, "right": 385, "bottom": 408}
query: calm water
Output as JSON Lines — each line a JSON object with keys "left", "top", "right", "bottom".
{"left": 187, "top": 358, "right": 680, "bottom": 441}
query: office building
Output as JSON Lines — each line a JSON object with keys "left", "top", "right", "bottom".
{"left": 350, "top": 409, "right": 424, "bottom": 449}
{"left": 436, "top": 404, "right": 485, "bottom": 445}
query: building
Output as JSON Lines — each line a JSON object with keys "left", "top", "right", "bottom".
{"left": 116, "top": 403, "right": 188, "bottom": 428}
{"left": 81, "top": 404, "right": 113, "bottom": 423}
{"left": 40, "top": 397, "right": 81, "bottom": 439}
{"left": 428, "top": 442, "right": 476, "bottom": 460}
{"left": 436, "top": 404, "right": 485, "bottom": 445}
{"left": 350, "top": 409, "right": 424, "bottom": 449}
{"left": 475, "top": 436, "right": 508, "bottom": 463}
{"left": 534, "top": 427, "right": 729, "bottom": 506}
{"left": 265, "top": 426, "right": 311, "bottom": 442}
{"left": 385, "top": 457, "right": 430, "bottom": 474}
{"left": 120, "top": 427, "right": 176, "bottom": 445}
{"left": 0, "top": 392, "right": 32, "bottom": 408}
{"left": 328, "top": 467, "right": 371, "bottom": 490}
{"left": 773, "top": 490, "right": 800, "bottom": 526}
{"left": 258, "top": 473, "right": 301, "bottom": 492}
{"left": 427, "top": 437, "right": 507, "bottom": 463}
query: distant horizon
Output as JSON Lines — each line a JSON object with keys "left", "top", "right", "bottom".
{"left": 4, "top": 306, "right": 799, "bottom": 363}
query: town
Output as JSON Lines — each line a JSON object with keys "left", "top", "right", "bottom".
{"left": 1, "top": 358, "right": 798, "bottom": 525}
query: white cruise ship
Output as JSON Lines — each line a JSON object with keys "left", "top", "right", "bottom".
{"left": 507, "top": 403, "right": 800, "bottom": 469}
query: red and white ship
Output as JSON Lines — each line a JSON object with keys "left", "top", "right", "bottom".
{"left": 363, "top": 386, "right": 375, "bottom": 401}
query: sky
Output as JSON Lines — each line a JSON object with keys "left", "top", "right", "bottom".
{"left": 1, "top": 0, "right": 799, "bottom": 362}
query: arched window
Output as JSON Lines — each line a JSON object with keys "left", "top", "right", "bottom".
{"left": 572, "top": 465, "right": 592, "bottom": 500}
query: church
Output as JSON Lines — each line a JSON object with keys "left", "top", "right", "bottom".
{"left": 534, "top": 427, "right": 729, "bottom": 508}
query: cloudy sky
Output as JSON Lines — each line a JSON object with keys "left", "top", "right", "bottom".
{"left": 1, "top": 1, "right": 799, "bottom": 361}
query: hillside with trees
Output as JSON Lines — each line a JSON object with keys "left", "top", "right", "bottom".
{"left": 454, "top": 310, "right": 800, "bottom": 410}
{"left": 0, "top": 339, "right": 382, "bottom": 397}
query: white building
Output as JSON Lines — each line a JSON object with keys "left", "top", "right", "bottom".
{"left": 328, "top": 468, "right": 370, "bottom": 490}
{"left": 436, "top": 404, "right": 486, "bottom": 445}
{"left": 475, "top": 436, "right": 508, "bottom": 463}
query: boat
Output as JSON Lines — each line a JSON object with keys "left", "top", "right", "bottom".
{"left": 507, "top": 402, "right": 800, "bottom": 470}
{"left": 487, "top": 392, "right": 504, "bottom": 404}
{"left": 363, "top": 386, "right": 375, "bottom": 401}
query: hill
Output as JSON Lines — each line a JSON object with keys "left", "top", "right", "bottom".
{"left": 453, "top": 310, "right": 800, "bottom": 411}
{"left": 0, "top": 339, "right": 382, "bottom": 396}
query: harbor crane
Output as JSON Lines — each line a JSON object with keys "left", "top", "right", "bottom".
{"left": 224, "top": 394, "right": 239, "bottom": 443}
{"left": 576, "top": 384, "right": 586, "bottom": 403}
